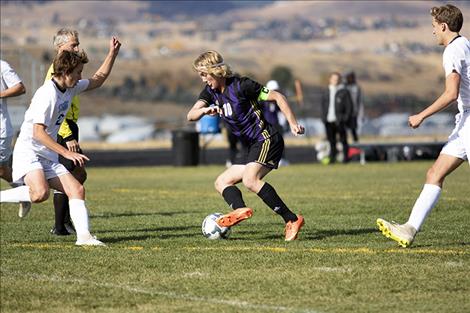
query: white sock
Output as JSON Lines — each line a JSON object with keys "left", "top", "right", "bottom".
{"left": 0, "top": 186, "right": 31, "bottom": 202}
{"left": 407, "top": 184, "right": 442, "bottom": 231}
{"left": 69, "top": 199, "right": 91, "bottom": 237}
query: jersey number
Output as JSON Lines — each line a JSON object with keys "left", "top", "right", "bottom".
{"left": 55, "top": 113, "right": 65, "bottom": 125}
{"left": 222, "top": 103, "right": 233, "bottom": 117}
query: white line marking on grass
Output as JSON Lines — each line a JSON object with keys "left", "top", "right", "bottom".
{"left": 1, "top": 270, "right": 321, "bottom": 313}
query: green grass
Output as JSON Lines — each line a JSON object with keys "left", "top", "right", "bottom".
{"left": 1, "top": 162, "right": 469, "bottom": 313}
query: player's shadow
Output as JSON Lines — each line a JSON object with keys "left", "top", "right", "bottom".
{"left": 95, "top": 225, "right": 201, "bottom": 243}
{"left": 304, "top": 228, "right": 378, "bottom": 241}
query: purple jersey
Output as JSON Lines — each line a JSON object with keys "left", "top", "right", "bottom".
{"left": 260, "top": 100, "right": 280, "bottom": 126}
{"left": 198, "top": 76, "right": 276, "bottom": 145}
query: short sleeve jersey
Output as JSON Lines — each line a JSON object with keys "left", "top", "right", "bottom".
{"left": 442, "top": 36, "right": 470, "bottom": 113}
{"left": 15, "top": 79, "right": 89, "bottom": 162}
{"left": 0, "top": 60, "right": 23, "bottom": 138}
{"left": 197, "top": 76, "right": 273, "bottom": 145}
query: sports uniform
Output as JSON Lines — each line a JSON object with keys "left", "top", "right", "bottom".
{"left": 440, "top": 35, "right": 470, "bottom": 163}
{"left": 198, "top": 76, "right": 284, "bottom": 168}
{"left": 12, "top": 79, "right": 89, "bottom": 182}
{"left": 0, "top": 60, "right": 23, "bottom": 165}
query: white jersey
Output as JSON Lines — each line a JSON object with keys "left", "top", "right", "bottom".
{"left": 0, "top": 60, "right": 23, "bottom": 138}
{"left": 14, "top": 79, "right": 89, "bottom": 162}
{"left": 442, "top": 36, "right": 470, "bottom": 113}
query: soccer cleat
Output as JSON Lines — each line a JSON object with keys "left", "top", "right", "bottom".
{"left": 75, "top": 234, "right": 106, "bottom": 246}
{"left": 284, "top": 215, "right": 305, "bottom": 241}
{"left": 216, "top": 207, "right": 253, "bottom": 227}
{"left": 376, "top": 218, "right": 417, "bottom": 248}
{"left": 18, "top": 202, "right": 32, "bottom": 218}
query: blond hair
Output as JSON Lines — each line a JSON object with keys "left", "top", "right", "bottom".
{"left": 430, "top": 4, "right": 463, "bottom": 32}
{"left": 53, "top": 28, "right": 79, "bottom": 51}
{"left": 52, "top": 50, "right": 88, "bottom": 77}
{"left": 193, "top": 50, "right": 233, "bottom": 78}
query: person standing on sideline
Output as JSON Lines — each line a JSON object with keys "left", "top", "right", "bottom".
{"left": 0, "top": 37, "right": 121, "bottom": 246}
{"left": 345, "top": 71, "right": 363, "bottom": 142}
{"left": 44, "top": 28, "right": 85, "bottom": 236}
{"left": 320, "top": 72, "right": 353, "bottom": 164}
{"left": 377, "top": 4, "right": 469, "bottom": 247}
{"left": 261, "top": 80, "right": 289, "bottom": 166}
{"left": 0, "top": 60, "right": 30, "bottom": 217}
{"left": 187, "top": 51, "right": 305, "bottom": 241}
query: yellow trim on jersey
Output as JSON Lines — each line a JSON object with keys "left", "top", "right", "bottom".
{"left": 45, "top": 64, "right": 80, "bottom": 139}
{"left": 250, "top": 100, "right": 264, "bottom": 129}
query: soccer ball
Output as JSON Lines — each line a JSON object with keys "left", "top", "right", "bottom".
{"left": 202, "top": 213, "right": 231, "bottom": 240}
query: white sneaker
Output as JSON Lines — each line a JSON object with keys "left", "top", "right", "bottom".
{"left": 376, "top": 218, "right": 417, "bottom": 248}
{"left": 75, "top": 234, "right": 106, "bottom": 246}
{"left": 18, "top": 202, "right": 32, "bottom": 218}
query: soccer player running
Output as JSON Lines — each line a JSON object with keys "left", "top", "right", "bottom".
{"left": 377, "top": 4, "right": 469, "bottom": 248}
{"left": 0, "top": 60, "right": 30, "bottom": 216}
{"left": 45, "top": 28, "right": 84, "bottom": 236}
{"left": 187, "top": 51, "right": 305, "bottom": 241}
{"left": 0, "top": 37, "right": 121, "bottom": 246}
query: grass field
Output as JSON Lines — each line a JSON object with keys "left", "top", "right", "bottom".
{"left": 1, "top": 162, "right": 469, "bottom": 313}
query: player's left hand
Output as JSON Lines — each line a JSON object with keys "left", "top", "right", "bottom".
{"left": 66, "top": 139, "right": 80, "bottom": 153}
{"left": 408, "top": 114, "right": 424, "bottom": 129}
{"left": 290, "top": 124, "right": 305, "bottom": 136}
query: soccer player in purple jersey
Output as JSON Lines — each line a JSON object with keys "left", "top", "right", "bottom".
{"left": 187, "top": 51, "right": 305, "bottom": 241}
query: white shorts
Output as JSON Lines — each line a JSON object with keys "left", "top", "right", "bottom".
{"left": 440, "top": 111, "right": 470, "bottom": 164}
{"left": 12, "top": 149, "right": 69, "bottom": 183}
{"left": 0, "top": 136, "right": 13, "bottom": 165}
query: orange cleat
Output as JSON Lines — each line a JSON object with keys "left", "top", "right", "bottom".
{"left": 216, "top": 207, "right": 253, "bottom": 227}
{"left": 284, "top": 215, "right": 305, "bottom": 241}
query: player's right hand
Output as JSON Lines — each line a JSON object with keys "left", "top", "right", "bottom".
{"left": 291, "top": 124, "right": 305, "bottom": 136}
{"left": 109, "top": 36, "right": 121, "bottom": 57}
{"left": 64, "top": 150, "right": 90, "bottom": 167}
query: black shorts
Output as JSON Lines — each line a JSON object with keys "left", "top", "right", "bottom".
{"left": 246, "top": 132, "right": 284, "bottom": 169}
{"left": 57, "top": 119, "right": 82, "bottom": 171}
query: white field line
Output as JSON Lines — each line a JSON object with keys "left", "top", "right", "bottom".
{"left": 1, "top": 270, "right": 321, "bottom": 313}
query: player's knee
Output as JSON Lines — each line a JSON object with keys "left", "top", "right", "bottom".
{"left": 72, "top": 184, "right": 85, "bottom": 198}
{"left": 426, "top": 166, "right": 443, "bottom": 185}
{"left": 214, "top": 176, "right": 226, "bottom": 193}
{"left": 242, "top": 176, "right": 257, "bottom": 193}
{"left": 30, "top": 187, "right": 50, "bottom": 203}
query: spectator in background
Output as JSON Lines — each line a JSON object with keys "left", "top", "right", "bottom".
{"left": 261, "top": 80, "right": 289, "bottom": 166}
{"left": 345, "top": 71, "right": 363, "bottom": 142}
{"left": 45, "top": 28, "right": 84, "bottom": 236}
{"left": 0, "top": 60, "right": 30, "bottom": 217}
{"left": 320, "top": 72, "right": 353, "bottom": 164}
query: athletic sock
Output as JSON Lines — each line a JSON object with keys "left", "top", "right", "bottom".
{"left": 222, "top": 186, "right": 246, "bottom": 210}
{"left": 53, "top": 191, "right": 69, "bottom": 231}
{"left": 0, "top": 186, "right": 31, "bottom": 202}
{"left": 406, "top": 184, "right": 442, "bottom": 231}
{"left": 257, "top": 182, "right": 298, "bottom": 223}
{"left": 68, "top": 199, "right": 90, "bottom": 237}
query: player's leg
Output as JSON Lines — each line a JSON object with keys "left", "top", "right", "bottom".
{"left": 377, "top": 154, "right": 463, "bottom": 247}
{"left": 1, "top": 169, "right": 50, "bottom": 204}
{"left": 0, "top": 136, "right": 13, "bottom": 183}
{"left": 338, "top": 122, "right": 349, "bottom": 163}
{"left": 325, "top": 122, "right": 337, "bottom": 163}
{"left": 214, "top": 165, "right": 253, "bottom": 227}
{"left": 243, "top": 134, "right": 304, "bottom": 240}
{"left": 48, "top": 170, "right": 104, "bottom": 246}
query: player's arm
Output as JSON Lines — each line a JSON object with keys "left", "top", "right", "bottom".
{"left": 187, "top": 100, "right": 219, "bottom": 121}
{"left": 32, "top": 123, "right": 89, "bottom": 166}
{"left": 409, "top": 72, "right": 460, "bottom": 128}
{"left": 266, "top": 90, "right": 304, "bottom": 135}
{"left": 0, "top": 82, "right": 25, "bottom": 98}
{"left": 85, "top": 37, "right": 121, "bottom": 91}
